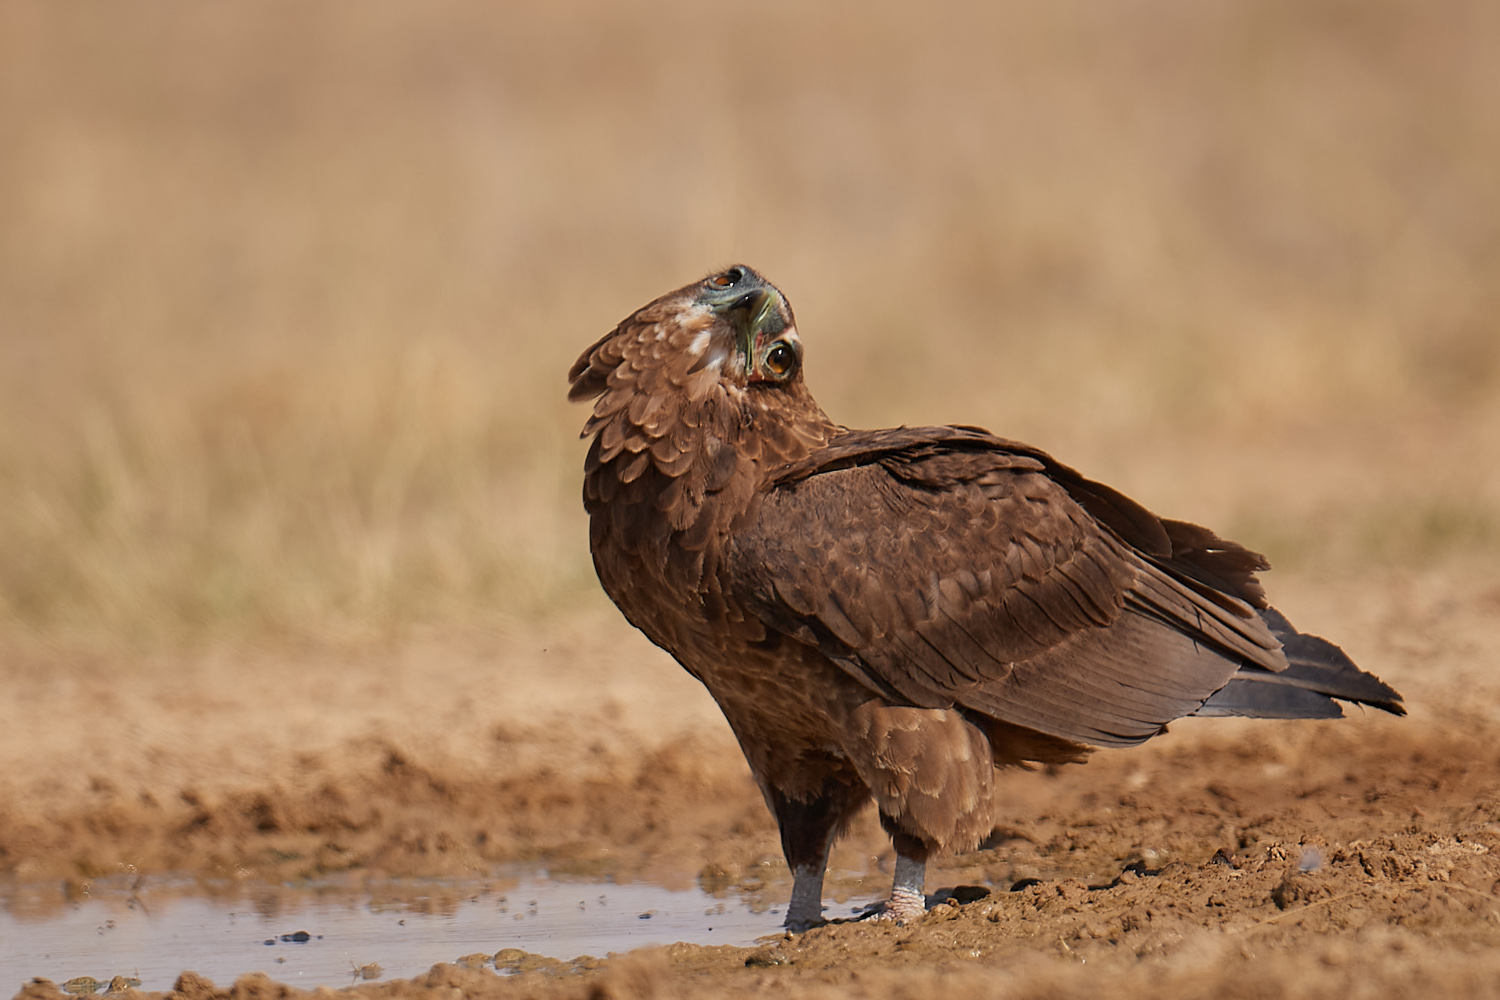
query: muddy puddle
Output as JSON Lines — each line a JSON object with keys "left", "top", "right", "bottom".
{"left": 0, "top": 871, "right": 869, "bottom": 992}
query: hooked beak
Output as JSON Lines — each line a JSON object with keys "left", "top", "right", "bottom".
{"left": 716, "top": 288, "right": 788, "bottom": 365}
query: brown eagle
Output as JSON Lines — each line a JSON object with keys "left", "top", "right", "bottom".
{"left": 568, "top": 265, "right": 1404, "bottom": 929}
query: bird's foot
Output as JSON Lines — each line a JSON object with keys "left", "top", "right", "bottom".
{"left": 856, "top": 885, "right": 928, "bottom": 924}
{"left": 782, "top": 914, "right": 829, "bottom": 933}
{"left": 854, "top": 850, "right": 928, "bottom": 924}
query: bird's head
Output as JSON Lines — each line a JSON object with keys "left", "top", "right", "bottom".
{"left": 692, "top": 265, "right": 803, "bottom": 388}
{"left": 568, "top": 265, "right": 806, "bottom": 410}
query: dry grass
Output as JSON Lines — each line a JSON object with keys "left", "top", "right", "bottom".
{"left": 1, "top": 0, "right": 1497, "bottom": 648}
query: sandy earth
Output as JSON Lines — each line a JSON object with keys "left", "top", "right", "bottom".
{"left": 4, "top": 568, "right": 1500, "bottom": 999}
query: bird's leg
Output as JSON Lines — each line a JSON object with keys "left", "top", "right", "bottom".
{"left": 885, "top": 852, "right": 928, "bottom": 921}
{"left": 786, "top": 856, "right": 831, "bottom": 932}
{"left": 768, "top": 783, "right": 862, "bottom": 931}
{"left": 867, "top": 831, "right": 930, "bottom": 923}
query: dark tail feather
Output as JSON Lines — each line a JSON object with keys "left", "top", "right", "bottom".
{"left": 1194, "top": 608, "right": 1406, "bottom": 719}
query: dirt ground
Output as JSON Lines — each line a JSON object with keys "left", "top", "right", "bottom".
{"left": 6, "top": 568, "right": 1500, "bottom": 999}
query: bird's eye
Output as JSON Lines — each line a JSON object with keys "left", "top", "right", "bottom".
{"left": 765, "top": 341, "right": 796, "bottom": 376}
{"left": 711, "top": 267, "right": 744, "bottom": 289}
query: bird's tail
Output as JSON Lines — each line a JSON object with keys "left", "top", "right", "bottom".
{"left": 1193, "top": 608, "right": 1406, "bottom": 719}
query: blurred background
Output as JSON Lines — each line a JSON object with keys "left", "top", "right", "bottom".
{"left": 2, "top": 0, "right": 1497, "bottom": 651}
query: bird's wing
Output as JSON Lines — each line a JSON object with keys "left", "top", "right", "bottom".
{"left": 725, "top": 425, "right": 1287, "bottom": 748}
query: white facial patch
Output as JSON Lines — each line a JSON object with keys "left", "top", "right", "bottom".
{"left": 686, "top": 327, "right": 732, "bottom": 376}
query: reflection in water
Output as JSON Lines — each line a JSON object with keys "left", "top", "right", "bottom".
{"left": 0, "top": 872, "right": 841, "bottom": 992}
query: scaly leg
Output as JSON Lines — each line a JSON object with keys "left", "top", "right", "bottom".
{"left": 882, "top": 852, "right": 928, "bottom": 921}
{"left": 768, "top": 783, "right": 864, "bottom": 931}
{"left": 786, "top": 859, "right": 830, "bottom": 931}
{"left": 864, "top": 830, "right": 930, "bottom": 923}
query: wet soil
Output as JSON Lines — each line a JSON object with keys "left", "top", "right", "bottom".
{"left": 5, "top": 571, "right": 1500, "bottom": 999}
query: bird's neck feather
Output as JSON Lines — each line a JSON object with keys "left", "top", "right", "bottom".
{"left": 583, "top": 380, "right": 836, "bottom": 616}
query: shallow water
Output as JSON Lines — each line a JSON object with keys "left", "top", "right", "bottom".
{"left": 0, "top": 872, "right": 836, "bottom": 992}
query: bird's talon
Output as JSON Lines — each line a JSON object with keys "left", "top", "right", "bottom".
{"left": 783, "top": 919, "right": 826, "bottom": 933}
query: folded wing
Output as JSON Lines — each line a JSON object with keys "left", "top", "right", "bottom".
{"left": 727, "top": 426, "right": 1401, "bottom": 752}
